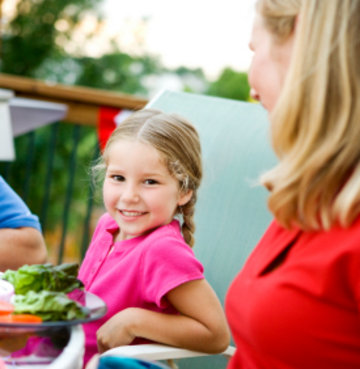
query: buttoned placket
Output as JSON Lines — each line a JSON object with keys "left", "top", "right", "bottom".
{"left": 87, "top": 233, "right": 115, "bottom": 287}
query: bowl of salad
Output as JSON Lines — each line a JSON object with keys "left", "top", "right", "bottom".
{"left": 0, "top": 263, "right": 107, "bottom": 329}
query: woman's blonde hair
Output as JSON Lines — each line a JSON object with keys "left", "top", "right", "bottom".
{"left": 96, "top": 108, "right": 202, "bottom": 247}
{"left": 257, "top": 0, "right": 360, "bottom": 230}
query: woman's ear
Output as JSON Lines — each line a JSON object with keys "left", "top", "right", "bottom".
{"left": 178, "top": 190, "right": 193, "bottom": 206}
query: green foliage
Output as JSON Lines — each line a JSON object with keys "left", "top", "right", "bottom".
{"left": 74, "top": 53, "right": 162, "bottom": 94}
{"left": 1, "top": 0, "right": 102, "bottom": 76}
{"left": 207, "top": 67, "right": 250, "bottom": 101}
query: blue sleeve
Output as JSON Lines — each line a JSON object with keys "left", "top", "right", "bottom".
{"left": 0, "top": 176, "right": 42, "bottom": 232}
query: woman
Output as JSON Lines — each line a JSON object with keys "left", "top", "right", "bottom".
{"left": 225, "top": 0, "right": 360, "bottom": 368}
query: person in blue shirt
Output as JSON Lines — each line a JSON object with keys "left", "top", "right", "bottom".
{"left": 0, "top": 176, "right": 47, "bottom": 271}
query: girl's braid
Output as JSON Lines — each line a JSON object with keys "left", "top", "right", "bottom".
{"left": 180, "top": 194, "right": 197, "bottom": 247}
{"left": 170, "top": 159, "right": 200, "bottom": 248}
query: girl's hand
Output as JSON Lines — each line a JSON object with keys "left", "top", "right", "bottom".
{"left": 96, "top": 308, "right": 138, "bottom": 353}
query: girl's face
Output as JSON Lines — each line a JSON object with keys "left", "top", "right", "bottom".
{"left": 248, "top": 14, "right": 295, "bottom": 112}
{"left": 103, "top": 139, "right": 192, "bottom": 242}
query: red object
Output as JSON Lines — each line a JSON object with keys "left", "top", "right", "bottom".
{"left": 226, "top": 217, "right": 360, "bottom": 369}
{"left": 97, "top": 107, "right": 134, "bottom": 151}
{"left": 97, "top": 106, "right": 119, "bottom": 151}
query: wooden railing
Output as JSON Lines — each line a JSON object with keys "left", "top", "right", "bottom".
{"left": 0, "top": 73, "right": 148, "bottom": 125}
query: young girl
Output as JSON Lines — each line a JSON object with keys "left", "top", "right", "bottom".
{"left": 79, "top": 108, "right": 230, "bottom": 365}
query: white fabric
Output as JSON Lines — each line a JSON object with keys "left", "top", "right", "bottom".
{"left": 0, "top": 89, "right": 15, "bottom": 161}
{"left": 9, "top": 97, "right": 67, "bottom": 137}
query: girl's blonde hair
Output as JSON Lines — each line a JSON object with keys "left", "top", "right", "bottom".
{"left": 98, "top": 108, "right": 202, "bottom": 247}
{"left": 257, "top": 0, "right": 360, "bottom": 230}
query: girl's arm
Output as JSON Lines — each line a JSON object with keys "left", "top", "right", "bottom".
{"left": 96, "top": 279, "right": 230, "bottom": 354}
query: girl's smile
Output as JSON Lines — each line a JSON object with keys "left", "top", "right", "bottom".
{"left": 119, "top": 210, "right": 147, "bottom": 217}
{"left": 117, "top": 209, "right": 148, "bottom": 223}
{"left": 103, "top": 139, "right": 192, "bottom": 242}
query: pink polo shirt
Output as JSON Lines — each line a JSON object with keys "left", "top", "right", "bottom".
{"left": 78, "top": 214, "right": 204, "bottom": 364}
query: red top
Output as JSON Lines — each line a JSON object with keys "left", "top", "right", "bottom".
{"left": 225, "top": 217, "right": 360, "bottom": 369}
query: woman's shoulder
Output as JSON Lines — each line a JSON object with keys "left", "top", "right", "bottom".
{"left": 291, "top": 215, "right": 360, "bottom": 264}
{"left": 266, "top": 215, "right": 360, "bottom": 243}
{"left": 327, "top": 215, "right": 360, "bottom": 250}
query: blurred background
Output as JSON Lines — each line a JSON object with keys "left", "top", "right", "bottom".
{"left": 0, "top": 0, "right": 256, "bottom": 264}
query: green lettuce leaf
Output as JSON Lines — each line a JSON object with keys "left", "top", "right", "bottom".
{"left": 3, "top": 263, "right": 83, "bottom": 295}
{"left": 14, "top": 290, "right": 90, "bottom": 321}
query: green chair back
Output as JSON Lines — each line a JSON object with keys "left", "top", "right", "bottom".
{"left": 148, "top": 90, "right": 277, "bottom": 368}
